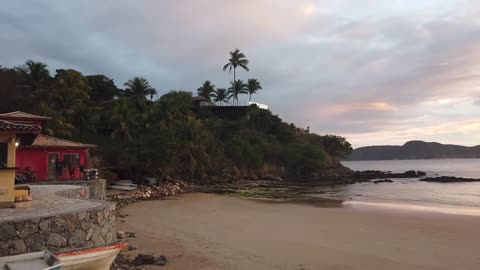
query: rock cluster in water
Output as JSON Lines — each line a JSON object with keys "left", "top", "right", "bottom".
{"left": 419, "top": 176, "right": 480, "bottom": 183}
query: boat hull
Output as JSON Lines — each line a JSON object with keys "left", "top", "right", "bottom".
{"left": 0, "top": 251, "right": 62, "bottom": 270}
{"left": 55, "top": 242, "right": 127, "bottom": 270}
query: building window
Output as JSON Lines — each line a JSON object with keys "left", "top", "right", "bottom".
{"left": 63, "top": 153, "right": 80, "bottom": 168}
{"left": 0, "top": 142, "right": 7, "bottom": 168}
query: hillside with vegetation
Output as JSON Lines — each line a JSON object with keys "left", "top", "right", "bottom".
{"left": 0, "top": 50, "right": 352, "bottom": 183}
{"left": 348, "top": 140, "right": 480, "bottom": 160}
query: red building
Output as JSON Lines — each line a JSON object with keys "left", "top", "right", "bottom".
{"left": 0, "top": 111, "right": 96, "bottom": 181}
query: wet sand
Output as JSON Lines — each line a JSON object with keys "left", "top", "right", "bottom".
{"left": 117, "top": 193, "right": 480, "bottom": 270}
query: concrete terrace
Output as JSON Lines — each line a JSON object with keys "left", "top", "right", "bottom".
{"left": 0, "top": 185, "right": 107, "bottom": 223}
{"left": 0, "top": 182, "right": 116, "bottom": 255}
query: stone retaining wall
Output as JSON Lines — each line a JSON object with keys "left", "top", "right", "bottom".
{"left": 0, "top": 185, "right": 115, "bottom": 256}
{"left": 87, "top": 179, "right": 106, "bottom": 200}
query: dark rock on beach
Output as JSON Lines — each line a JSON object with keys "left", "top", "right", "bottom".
{"left": 419, "top": 176, "right": 480, "bottom": 183}
{"left": 372, "top": 179, "right": 394, "bottom": 184}
{"left": 132, "top": 253, "right": 155, "bottom": 265}
{"left": 154, "top": 255, "right": 168, "bottom": 266}
{"left": 131, "top": 253, "right": 168, "bottom": 266}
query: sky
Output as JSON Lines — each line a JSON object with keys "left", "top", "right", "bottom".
{"left": 1, "top": 0, "right": 480, "bottom": 148}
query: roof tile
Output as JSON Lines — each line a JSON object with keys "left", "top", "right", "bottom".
{"left": 0, "top": 120, "right": 40, "bottom": 133}
{"left": 0, "top": 111, "right": 52, "bottom": 121}
{"left": 23, "top": 134, "right": 96, "bottom": 148}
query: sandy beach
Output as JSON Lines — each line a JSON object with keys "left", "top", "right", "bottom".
{"left": 117, "top": 193, "right": 480, "bottom": 270}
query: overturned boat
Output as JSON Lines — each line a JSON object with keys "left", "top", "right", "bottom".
{"left": 54, "top": 242, "right": 127, "bottom": 270}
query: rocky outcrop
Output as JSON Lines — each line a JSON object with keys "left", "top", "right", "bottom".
{"left": 108, "top": 181, "right": 191, "bottom": 209}
{"left": 419, "top": 176, "right": 480, "bottom": 183}
{"left": 353, "top": 170, "right": 426, "bottom": 179}
{"left": 372, "top": 179, "right": 394, "bottom": 184}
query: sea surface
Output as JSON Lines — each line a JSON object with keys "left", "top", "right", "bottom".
{"left": 311, "top": 159, "right": 480, "bottom": 215}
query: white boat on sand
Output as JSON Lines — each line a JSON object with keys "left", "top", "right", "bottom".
{"left": 0, "top": 251, "right": 62, "bottom": 270}
{"left": 54, "top": 242, "right": 127, "bottom": 270}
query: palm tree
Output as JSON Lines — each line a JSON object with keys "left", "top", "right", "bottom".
{"left": 148, "top": 88, "right": 158, "bottom": 101}
{"left": 212, "top": 88, "right": 228, "bottom": 105}
{"left": 173, "top": 116, "right": 211, "bottom": 178}
{"left": 16, "top": 60, "right": 50, "bottom": 88}
{"left": 15, "top": 60, "right": 51, "bottom": 94}
{"left": 196, "top": 81, "right": 216, "bottom": 101}
{"left": 227, "top": 80, "right": 247, "bottom": 105}
{"left": 124, "top": 77, "right": 155, "bottom": 109}
{"left": 223, "top": 49, "right": 249, "bottom": 82}
{"left": 54, "top": 69, "right": 90, "bottom": 100}
{"left": 246, "top": 78, "right": 262, "bottom": 101}
{"left": 110, "top": 97, "right": 135, "bottom": 142}
{"left": 124, "top": 77, "right": 154, "bottom": 97}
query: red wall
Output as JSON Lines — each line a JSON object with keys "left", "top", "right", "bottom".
{"left": 16, "top": 148, "right": 88, "bottom": 181}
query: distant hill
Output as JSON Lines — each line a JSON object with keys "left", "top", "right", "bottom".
{"left": 347, "top": 140, "right": 480, "bottom": 160}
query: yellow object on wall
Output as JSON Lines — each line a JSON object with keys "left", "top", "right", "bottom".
{"left": 0, "top": 135, "right": 16, "bottom": 208}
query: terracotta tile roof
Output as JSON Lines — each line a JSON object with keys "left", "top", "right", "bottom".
{"left": 0, "top": 119, "right": 41, "bottom": 133}
{"left": 0, "top": 111, "right": 52, "bottom": 121}
{"left": 21, "top": 134, "right": 97, "bottom": 148}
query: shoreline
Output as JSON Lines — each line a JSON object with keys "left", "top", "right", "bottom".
{"left": 246, "top": 193, "right": 480, "bottom": 216}
{"left": 342, "top": 198, "right": 480, "bottom": 216}
{"left": 116, "top": 192, "right": 480, "bottom": 270}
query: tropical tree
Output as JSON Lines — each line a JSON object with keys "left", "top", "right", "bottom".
{"left": 196, "top": 80, "right": 216, "bottom": 101}
{"left": 54, "top": 69, "right": 90, "bottom": 100}
{"left": 212, "top": 88, "right": 228, "bottom": 105}
{"left": 110, "top": 97, "right": 135, "bottom": 142}
{"left": 246, "top": 78, "right": 262, "bottom": 101}
{"left": 124, "top": 77, "right": 155, "bottom": 110}
{"left": 16, "top": 60, "right": 51, "bottom": 89}
{"left": 172, "top": 116, "right": 212, "bottom": 179}
{"left": 154, "top": 91, "right": 193, "bottom": 122}
{"left": 223, "top": 49, "right": 249, "bottom": 82}
{"left": 227, "top": 80, "right": 247, "bottom": 105}
{"left": 147, "top": 88, "right": 158, "bottom": 101}
{"left": 124, "top": 77, "right": 154, "bottom": 96}
{"left": 86, "top": 75, "right": 120, "bottom": 103}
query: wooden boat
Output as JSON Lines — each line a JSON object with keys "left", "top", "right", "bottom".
{"left": 0, "top": 251, "right": 62, "bottom": 270}
{"left": 54, "top": 242, "right": 127, "bottom": 270}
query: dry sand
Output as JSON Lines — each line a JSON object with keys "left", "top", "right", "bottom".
{"left": 117, "top": 193, "right": 480, "bottom": 270}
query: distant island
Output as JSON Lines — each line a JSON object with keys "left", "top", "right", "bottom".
{"left": 347, "top": 140, "right": 480, "bottom": 160}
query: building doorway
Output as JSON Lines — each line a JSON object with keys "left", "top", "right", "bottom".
{"left": 47, "top": 153, "right": 59, "bottom": 180}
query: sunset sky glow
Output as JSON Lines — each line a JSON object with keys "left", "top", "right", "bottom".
{"left": 1, "top": 0, "right": 479, "bottom": 147}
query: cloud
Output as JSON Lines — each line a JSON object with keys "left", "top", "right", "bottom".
{"left": 1, "top": 0, "right": 480, "bottom": 147}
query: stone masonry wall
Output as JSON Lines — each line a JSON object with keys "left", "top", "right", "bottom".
{"left": 0, "top": 185, "right": 115, "bottom": 256}
{"left": 87, "top": 179, "right": 106, "bottom": 200}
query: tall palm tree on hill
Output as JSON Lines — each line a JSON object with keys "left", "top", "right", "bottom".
{"left": 227, "top": 80, "right": 247, "bottom": 105}
{"left": 223, "top": 49, "right": 249, "bottom": 82}
{"left": 197, "top": 80, "right": 216, "bottom": 101}
{"left": 246, "top": 78, "right": 262, "bottom": 101}
{"left": 124, "top": 77, "right": 154, "bottom": 97}
{"left": 124, "top": 77, "right": 155, "bottom": 109}
{"left": 212, "top": 88, "right": 228, "bottom": 105}
{"left": 16, "top": 60, "right": 51, "bottom": 89}
{"left": 148, "top": 88, "right": 158, "bottom": 101}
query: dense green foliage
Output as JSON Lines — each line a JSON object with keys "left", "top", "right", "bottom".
{"left": 0, "top": 52, "right": 352, "bottom": 182}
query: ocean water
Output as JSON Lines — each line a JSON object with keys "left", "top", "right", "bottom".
{"left": 311, "top": 159, "right": 480, "bottom": 215}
